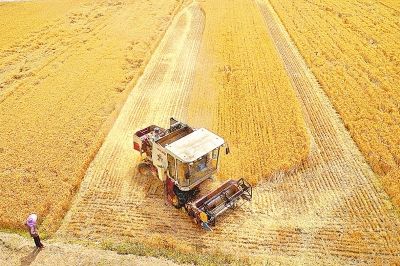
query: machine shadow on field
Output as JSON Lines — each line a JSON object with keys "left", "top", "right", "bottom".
{"left": 129, "top": 167, "right": 198, "bottom": 234}
{"left": 130, "top": 169, "right": 164, "bottom": 197}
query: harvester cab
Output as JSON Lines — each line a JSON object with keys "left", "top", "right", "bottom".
{"left": 133, "top": 118, "right": 252, "bottom": 230}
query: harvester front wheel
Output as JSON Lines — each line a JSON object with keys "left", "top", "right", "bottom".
{"left": 171, "top": 195, "right": 180, "bottom": 208}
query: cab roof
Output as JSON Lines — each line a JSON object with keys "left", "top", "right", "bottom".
{"left": 165, "top": 128, "right": 224, "bottom": 163}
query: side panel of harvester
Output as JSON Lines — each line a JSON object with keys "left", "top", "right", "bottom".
{"left": 151, "top": 143, "right": 168, "bottom": 181}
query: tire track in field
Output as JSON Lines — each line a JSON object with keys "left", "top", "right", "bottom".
{"left": 56, "top": 3, "right": 206, "bottom": 237}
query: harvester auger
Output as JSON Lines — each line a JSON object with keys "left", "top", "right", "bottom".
{"left": 133, "top": 118, "right": 252, "bottom": 230}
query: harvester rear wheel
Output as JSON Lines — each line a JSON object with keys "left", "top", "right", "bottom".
{"left": 138, "top": 163, "right": 152, "bottom": 177}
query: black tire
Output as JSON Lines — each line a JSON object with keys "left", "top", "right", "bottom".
{"left": 173, "top": 185, "right": 199, "bottom": 208}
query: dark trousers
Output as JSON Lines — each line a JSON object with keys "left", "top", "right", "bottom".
{"left": 33, "top": 235, "right": 43, "bottom": 248}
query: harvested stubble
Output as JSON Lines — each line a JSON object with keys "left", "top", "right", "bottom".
{"left": 187, "top": 0, "right": 310, "bottom": 185}
{"left": 269, "top": 0, "right": 400, "bottom": 208}
{"left": 0, "top": 0, "right": 182, "bottom": 233}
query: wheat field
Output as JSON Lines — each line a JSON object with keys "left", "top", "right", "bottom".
{"left": 1, "top": 0, "right": 400, "bottom": 264}
{"left": 56, "top": 0, "right": 400, "bottom": 264}
{"left": 0, "top": 0, "right": 182, "bottom": 233}
{"left": 269, "top": 0, "right": 400, "bottom": 208}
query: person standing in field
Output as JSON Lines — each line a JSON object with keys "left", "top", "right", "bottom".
{"left": 25, "top": 213, "right": 44, "bottom": 249}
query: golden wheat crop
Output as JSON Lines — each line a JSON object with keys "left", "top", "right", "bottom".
{"left": 0, "top": 0, "right": 181, "bottom": 234}
{"left": 269, "top": 0, "right": 400, "bottom": 207}
{"left": 187, "top": 0, "right": 310, "bottom": 185}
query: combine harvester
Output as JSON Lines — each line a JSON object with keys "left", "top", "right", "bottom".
{"left": 133, "top": 118, "right": 252, "bottom": 230}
